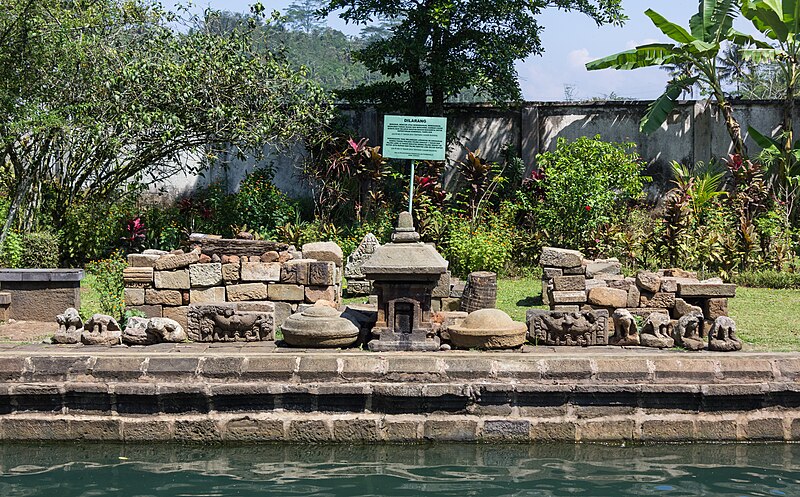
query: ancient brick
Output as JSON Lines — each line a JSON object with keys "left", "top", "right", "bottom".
{"left": 144, "top": 289, "right": 182, "bottom": 306}
{"left": 551, "top": 290, "right": 586, "bottom": 304}
{"left": 305, "top": 285, "right": 336, "bottom": 303}
{"left": 333, "top": 418, "right": 380, "bottom": 442}
{"left": 241, "top": 262, "right": 281, "bottom": 282}
{"left": 482, "top": 420, "right": 531, "bottom": 442}
{"left": 302, "top": 241, "right": 344, "bottom": 266}
{"left": 636, "top": 271, "right": 662, "bottom": 293}
{"left": 189, "top": 263, "right": 223, "bottom": 287}
{"left": 154, "top": 269, "right": 190, "bottom": 290}
{"left": 540, "top": 247, "right": 583, "bottom": 268}
{"left": 744, "top": 417, "right": 785, "bottom": 441}
{"left": 190, "top": 287, "right": 226, "bottom": 304}
{"left": 587, "top": 287, "right": 628, "bottom": 308}
{"left": 704, "top": 298, "right": 728, "bottom": 320}
{"left": 127, "top": 253, "right": 160, "bottom": 268}
{"left": 226, "top": 283, "right": 269, "bottom": 301}
{"left": 268, "top": 284, "right": 304, "bottom": 301}
{"left": 221, "top": 263, "right": 240, "bottom": 283}
{"left": 640, "top": 419, "right": 693, "bottom": 441}
{"left": 162, "top": 305, "right": 189, "bottom": 331}
{"left": 529, "top": 421, "right": 576, "bottom": 441}
{"left": 381, "top": 419, "right": 420, "bottom": 442}
{"left": 153, "top": 251, "right": 200, "bottom": 271}
{"left": 123, "top": 267, "right": 153, "bottom": 284}
{"left": 578, "top": 419, "right": 635, "bottom": 441}
{"left": 639, "top": 292, "right": 676, "bottom": 309}
{"left": 553, "top": 275, "right": 586, "bottom": 291}
{"left": 432, "top": 271, "right": 452, "bottom": 298}
{"left": 224, "top": 417, "right": 284, "bottom": 441}
{"left": 124, "top": 288, "right": 144, "bottom": 306}
{"left": 678, "top": 282, "right": 736, "bottom": 298}
{"left": 424, "top": 419, "right": 477, "bottom": 441}
{"left": 308, "top": 261, "right": 336, "bottom": 286}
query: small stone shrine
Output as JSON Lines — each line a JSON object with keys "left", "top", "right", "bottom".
{"left": 362, "top": 212, "right": 448, "bottom": 351}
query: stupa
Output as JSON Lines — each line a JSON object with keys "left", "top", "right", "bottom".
{"left": 362, "top": 212, "right": 448, "bottom": 351}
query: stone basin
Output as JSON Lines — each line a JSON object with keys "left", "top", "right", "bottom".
{"left": 281, "top": 306, "right": 359, "bottom": 348}
{"left": 448, "top": 308, "right": 527, "bottom": 349}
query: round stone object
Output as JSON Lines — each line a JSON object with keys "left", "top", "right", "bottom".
{"left": 447, "top": 309, "right": 527, "bottom": 349}
{"left": 281, "top": 306, "right": 359, "bottom": 348}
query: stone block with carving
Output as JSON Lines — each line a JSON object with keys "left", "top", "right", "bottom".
{"left": 147, "top": 317, "right": 187, "bottom": 343}
{"left": 122, "top": 316, "right": 151, "bottom": 345}
{"left": 82, "top": 314, "right": 122, "bottom": 346}
{"left": 640, "top": 312, "right": 674, "bottom": 348}
{"left": 54, "top": 307, "right": 83, "bottom": 344}
{"left": 708, "top": 316, "right": 742, "bottom": 352}
{"left": 186, "top": 303, "right": 274, "bottom": 342}
{"left": 526, "top": 309, "right": 608, "bottom": 346}
{"left": 676, "top": 312, "right": 705, "bottom": 351}
{"left": 344, "top": 233, "right": 379, "bottom": 280}
{"left": 610, "top": 308, "right": 639, "bottom": 346}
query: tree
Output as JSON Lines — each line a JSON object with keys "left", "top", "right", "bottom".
{"left": 586, "top": 1, "right": 767, "bottom": 156}
{"left": 741, "top": 0, "right": 800, "bottom": 215}
{"left": 0, "top": 1, "right": 333, "bottom": 250}
{"left": 283, "top": 0, "right": 328, "bottom": 33}
{"left": 322, "top": 0, "right": 626, "bottom": 115}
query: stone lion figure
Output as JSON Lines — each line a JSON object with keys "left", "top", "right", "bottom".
{"left": 708, "top": 316, "right": 742, "bottom": 352}
{"left": 54, "top": 307, "right": 83, "bottom": 344}
{"left": 677, "top": 312, "right": 705, "bottom": 351}
{"left": 82, "top": 314, "right": 122, "bottom": 346}
{"left": 640, "top": 312, "right": 674, "bottom": 348}
{"left": 610, "top": 308, "right": 639, "bottom": 346}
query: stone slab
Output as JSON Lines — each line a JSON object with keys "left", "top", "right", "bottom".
{"left": 268, "top": 284, "right": 305, "bottom": 302}
{"left": 553, "top": 275, "right": 586, "bottom": 292}
{"left": 226, "top": 283, "right": 269, "bottom": 302}
{"left": 678, "top": 283, "right": 736, "bottom": 298}
{"left": 540, "top": 247, "right": 583, "bottom": 268}
{"left": 153, "top": 252, "right": 200, "bottom": 271}
{"left": 189, "top": 263, "right": 223, "bottom": 287}
{"left": 190, "top": 287, "right": 226, "bottom": 304}
{"left": 550, "top": 290, "right": 586, "bottom": 304}
{"left": 153, "top": 269, "right": 189, "bottom": 290}
{"left": 241, "top": 262, "right": 282, "bottom": 283}
{"left": 587, "top": 287, "right": 627, "bottom": 308}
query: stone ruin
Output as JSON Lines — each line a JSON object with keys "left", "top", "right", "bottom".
{"left": 534, "top": 246, "right": 741, "bottom": 351}
{"left": 186, "top": 302, "right": 274, "bottom": 342}
{"left": 122, "top": 237, "right": 343, "bottom": 333}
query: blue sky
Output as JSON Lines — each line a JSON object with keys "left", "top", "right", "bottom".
{"left": 193, "top": 0, "right": 759, "bottom": 101}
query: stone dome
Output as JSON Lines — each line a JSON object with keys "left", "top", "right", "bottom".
{"left": 281, "top": 306, "right": 359, "bottom": 348}
{"left": 448, "top": 309, "right": 527, "bottom": 349}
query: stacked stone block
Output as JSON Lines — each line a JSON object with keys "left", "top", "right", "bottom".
{"left": 540, "top": 247, "right": 735, "bottom": 327}
{"left": 123, "top": 241, "right": 343, "bottom": 330}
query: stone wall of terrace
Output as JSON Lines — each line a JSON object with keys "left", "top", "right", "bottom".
{"left": 123, "top": 238, "right": 343, "bottom": 330}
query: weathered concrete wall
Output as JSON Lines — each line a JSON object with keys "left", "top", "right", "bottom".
{"left": 153, "top": 100, "right": 790, "bottom": 199}
{"left": 0, "top": 346, "right": 799, "bottom": 442}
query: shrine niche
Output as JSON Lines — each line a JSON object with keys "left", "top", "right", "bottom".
{"left": 362, "top": 212, "right": 448, "bottom": 352}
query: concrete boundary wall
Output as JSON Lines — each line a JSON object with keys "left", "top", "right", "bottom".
{"left": 0, "top": 346, "right": 799, "bottom": 442}
{"left": 157, "top": 100, "right": 793, "bottom": 199}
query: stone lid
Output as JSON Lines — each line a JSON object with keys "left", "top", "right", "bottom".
{"left": 362, "top": 213, "right": 447, "bottom": 278}
{"left": 449, "top": 309, "right": 526, "bottom": 336}
{"left": 0, "top": 269, "right": 84, "bottom": 282}
{"left": 281, "top": 306, "right": 359, "bottom": 339}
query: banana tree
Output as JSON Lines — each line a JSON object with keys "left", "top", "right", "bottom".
{"left": 741, "top": 0, "right": 800, "bottom": 210}
{"left": 586, "top": 0, "right": 769, "bottom": 156}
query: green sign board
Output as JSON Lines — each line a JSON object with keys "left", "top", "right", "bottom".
{"left": 383, "top": 115, "right": 447, "bottom": 161}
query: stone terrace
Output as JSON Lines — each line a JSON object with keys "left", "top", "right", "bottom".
{"left": 0, "top": 344, "right": 797, "bottom": 443}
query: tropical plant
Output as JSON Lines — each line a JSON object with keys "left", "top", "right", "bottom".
{"left": 740, "top": 0, "right": 800, "bottom": 219}
{"left": 586, "top": 1, "right": 768, "bottom": 155}
{"left": 670, "top": 160, "right": 728, "bottom": 220}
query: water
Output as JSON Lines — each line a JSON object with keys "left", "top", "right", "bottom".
{"left": 0, "top": 442, "right": 798, "bottom": 496}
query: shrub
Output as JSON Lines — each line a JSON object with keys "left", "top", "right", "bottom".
{"left": 59, "top": 196, "right": 137, "bottom": 266}
{"left": 532, "top": 135, "right": 647, "bottom": 251}
{"left": 734, "top": 270, "right": 800, "bottom": 289}
{"left": 0, "top": 231, "right": 23, "bottom": 268}
{"left": 85, "top": 251, "right": 127, "bottom": 320}
{"left": 443, "top": 211, "right": 516, "bottom": 278}
{"left": 21, "top": 232, "right": 60, "bottom": 268}
{"left": 234, "top": 166, "right": 299, "bottom": 237}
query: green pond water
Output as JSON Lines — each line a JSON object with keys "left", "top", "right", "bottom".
{"left": 0, "top": 442, "right": 798, "bottom": 496}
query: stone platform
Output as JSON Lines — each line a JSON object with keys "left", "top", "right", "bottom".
{"left": 0, "top": 343, "right": 798, "bottom": 443}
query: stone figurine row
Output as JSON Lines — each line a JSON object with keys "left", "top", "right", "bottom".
{"left": 53, "top": 308, "right": 187, "bottom": 345}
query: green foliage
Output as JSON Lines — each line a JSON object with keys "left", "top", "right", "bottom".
{"left": 85, "top": 252, "right": 128, "bottom": 321}
{"left": 0, "top": 1, "right": 333, "bottom": 250}
{"left": 234, "top": 167, "right": 298, "bottom": 237}
{"left": 443, "top": 211, "right": 516, "bottom": 278}
{"left": 20, "top": 232, "right": 60, "bottom": 268}
{"left": 531, "top": 136, "right": 647, "bottom": 251}
{"left": 324, "top": 0, "right": 625, "bottom": 113}
{"left": 59, "top": 196, "right": 137, "bottom": 267}
{"left": 586, "top": 2, "right": 768, "bottom": 154}
{"left": 0, "top": 232, "right": 23, "bottom": 268}
{"left": 734, "top": 270, "right": 800, "bottom": 289}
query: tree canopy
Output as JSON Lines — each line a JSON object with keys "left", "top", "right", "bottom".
{"left": 323, "top": 0, "right": 626, "bottom": 114}
{"left": 0, "top": 0, "right": 333, "bottom": 247}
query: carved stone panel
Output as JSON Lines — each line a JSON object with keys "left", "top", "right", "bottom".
{"left": 526, "top": 309, "right": 609, "bottom": 347}
{"left": 187, "top": 303, "right": 274, "bottom": 342}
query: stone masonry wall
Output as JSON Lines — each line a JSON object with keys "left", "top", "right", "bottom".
{"left": 123, "top": 240, "right": 343, "bottom": 330}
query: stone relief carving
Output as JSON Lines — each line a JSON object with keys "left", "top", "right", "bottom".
{"left": 187, "top": 304, "right": 274, "bottom": 342}
{"left": 610, "top": 308, "right": 639, "bottom": 346}
{"left": 527, "top": 309, "right": 608, "bottom": 346}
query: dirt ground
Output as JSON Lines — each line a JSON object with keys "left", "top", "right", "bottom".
{"left": 0, "top": 320, "right": 56, "bottom": 343}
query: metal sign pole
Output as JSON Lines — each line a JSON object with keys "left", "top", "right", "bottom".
{"left": 408, "top": 159, "right": 415, "bottom": 213}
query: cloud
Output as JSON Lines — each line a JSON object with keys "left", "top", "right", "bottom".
{"left": 567, "top": 48, "right": 592, "bottom": 68}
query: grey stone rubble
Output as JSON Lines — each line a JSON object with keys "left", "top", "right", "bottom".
{"left": 538, "top": 247, "right": 739, "bottom": 351}
{"left": 344, "top": 233, "right": 379, "bottom": 296}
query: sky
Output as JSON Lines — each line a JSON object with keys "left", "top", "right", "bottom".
{"left": 191, "top": 0, "right": 760, "bottom": 101}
